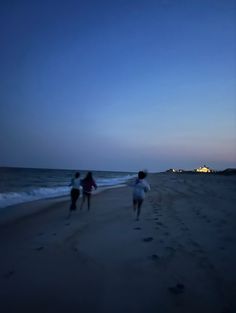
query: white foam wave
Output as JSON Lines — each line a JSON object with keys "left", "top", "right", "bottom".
{"left": 0, "top": 186, "right": 70, "bottom": 209}
{"left": 0, "top": 174, "right": 136, "bottom": 209}
{"left": 96, "top": 174, "right": 136, "bottom": 187}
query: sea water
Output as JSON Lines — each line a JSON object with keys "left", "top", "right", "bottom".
{"left": 0, "top": 167, "right": 136, "bottom": 209}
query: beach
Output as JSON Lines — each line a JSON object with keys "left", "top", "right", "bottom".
{"left": 0, "top": 173, "right": 235, "bottom": 313}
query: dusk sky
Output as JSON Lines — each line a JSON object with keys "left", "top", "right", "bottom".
{"left": 1, "top": 0, "right": 236, "bottom": 172}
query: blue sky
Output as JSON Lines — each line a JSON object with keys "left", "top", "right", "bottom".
{"left": 0, "top": 0, "right": 236, "bottom": 172}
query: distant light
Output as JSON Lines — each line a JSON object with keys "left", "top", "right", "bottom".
{"left": 195, "top": 165, "right": 213, "bottom": 173}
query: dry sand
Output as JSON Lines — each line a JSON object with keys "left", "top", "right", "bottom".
{"left": 0, "top": 173, "right": 235, "bottom": 313}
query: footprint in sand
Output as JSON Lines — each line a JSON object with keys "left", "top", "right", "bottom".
{"left": 143, "top": 237, "right": 153, "bottom": 242}
{"left": 35, "top": 246, "right": 44, "bottom": 251}
{"left": 150, "top": 254, "right": 159, "bottom": 260}
{"left": 3, "top": 270, "right": 15, "bottom": 279}
{"left": 191, "top": 241, "right": 200, "bottom": 248}
{"left": 165, "top": 246, "right": 175, "bottom": 251}
{"left": 168, "top": 283, "right": 185, "bottom": 295}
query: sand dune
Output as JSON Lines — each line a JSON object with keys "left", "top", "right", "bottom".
{"left": 0, "top": 173, "right": 235, "bottom": 313}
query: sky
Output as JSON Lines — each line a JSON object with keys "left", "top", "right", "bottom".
{"left": 0, "top": 0, "right": 236, "bottom": 172}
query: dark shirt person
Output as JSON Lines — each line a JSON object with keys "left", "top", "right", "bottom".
{"left": 80, "top": 172, "right": 97, "bottom": 211}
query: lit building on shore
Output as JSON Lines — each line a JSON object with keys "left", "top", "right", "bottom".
{"left": 195, "top": 165, "right": 213, "bottom": 173}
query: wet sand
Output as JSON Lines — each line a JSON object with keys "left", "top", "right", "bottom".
{"left": 0, "top": 173, "right": 236, "bottom": 313}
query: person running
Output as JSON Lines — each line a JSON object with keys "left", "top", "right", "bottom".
{"left": 68, "top": 172, "right": 81, "bottom": 217}
{"left": 132, "top": 171, "right": 151, "bottom": 220}
{"left": 80, "top": 171, "right": 97, "bottom": 211}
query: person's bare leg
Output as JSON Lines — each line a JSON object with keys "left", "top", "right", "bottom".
{"left": 136, "top": 200, "right": 143, "bottom": 220}
{"left": 68, "top": 189, "right": 76, "bottom": 217}
{"left": 80, "top": 194, "right": 85, "bottom": 210}
{"left": 87, "top": 194, "right": 91, "bottom": 211}
{"left": 74, "top": 192, "right": 79, "bottom": 210}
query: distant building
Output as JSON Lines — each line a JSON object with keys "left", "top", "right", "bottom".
{"left": 166, "top": 169, "right": 176, "bottom": 173}
{"left": 195, "top": 165, "right": 213, "bottom": 173}
{"left": 166, "top": 168, "right": 183, "bottom": 173}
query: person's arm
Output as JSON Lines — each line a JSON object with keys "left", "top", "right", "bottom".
{"left": 128, "top": 178, "right": 139, "bottom": 187}
{"left": 144, "top": 181, "right": 151, "bottom": 192}
{"left": 93, "top": 180, "right": 97, "bottom": 189}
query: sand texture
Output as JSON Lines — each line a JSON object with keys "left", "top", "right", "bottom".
{"left": 0, "top": 173, "right": 236, "bottom": 313}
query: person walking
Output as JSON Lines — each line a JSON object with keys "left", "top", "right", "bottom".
{"left": 132, "top": 171, "right": 150, "bottom": 220}
{"left": 68, "top": 172, "right": 81, "bottom": 218}
{"left": 80, "top": 171, "right": 97, "bottom": 211}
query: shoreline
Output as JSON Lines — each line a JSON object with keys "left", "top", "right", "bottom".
{"left": 0, "top": 184, "right": 128, "bottom": 226}
{"left": 0, "top": 166, "right": 136, "bottom": 210}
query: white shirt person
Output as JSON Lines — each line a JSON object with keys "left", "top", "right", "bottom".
{"left": 132, "top": 171, "right": 151, "bottom": 220}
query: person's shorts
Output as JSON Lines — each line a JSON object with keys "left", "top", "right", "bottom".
{"left": 133, "top": 197, "right": 143, "bottom": 205}
{"left": 71, "top": 188, "right": 80, "bottom": 198}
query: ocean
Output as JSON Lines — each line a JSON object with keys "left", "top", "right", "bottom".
{"left": 0, "top": 167, "right": 136, "bottom": 209}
